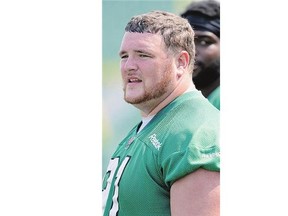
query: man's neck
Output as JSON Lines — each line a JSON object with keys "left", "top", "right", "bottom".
{"left": 200, "top": 78, "right": 220, "bottom": 98}
{"left": 141, "top": 82, "right": 195, "bottom": 117}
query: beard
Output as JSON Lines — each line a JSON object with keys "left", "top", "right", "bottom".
{"left": 193, "top": 59, "right": 220, "bottom": 89}
{"left": 124, "top": 67, "right": 173, "bottom": 105}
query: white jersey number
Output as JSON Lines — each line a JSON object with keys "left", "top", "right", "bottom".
{"left": 102, "top": 156, "right": 130, "bottom": 216}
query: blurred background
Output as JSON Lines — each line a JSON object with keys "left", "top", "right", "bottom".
{"left": 102, "top": 0, "right": 201, "bottom": 176}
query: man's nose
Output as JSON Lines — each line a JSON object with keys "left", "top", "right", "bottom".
{"left": 123, "top": 57, "right": 138, "bottom": 71}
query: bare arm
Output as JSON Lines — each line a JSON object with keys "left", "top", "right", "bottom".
{"left": 170, "top": 168, "right": 220, "bottom": 216}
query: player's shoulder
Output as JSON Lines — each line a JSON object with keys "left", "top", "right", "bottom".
{"left": 137, "top": 91, "right": 219, "bottom": 154}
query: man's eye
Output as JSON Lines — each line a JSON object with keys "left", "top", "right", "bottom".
{"left": 139, "top": 54, "right": 149, "bottom": 57}
{"left": 120, "top": 55, "right": 128, "bottom": 59}
{"left": 196, "top": 39, "right": 213, "bottom": 46}
{"left": 200, "top": 40, "right": 207, "bottom": 46}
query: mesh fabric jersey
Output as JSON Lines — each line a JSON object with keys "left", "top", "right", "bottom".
{"left": 102, "top": 90, "right": 220, "bottom": 216}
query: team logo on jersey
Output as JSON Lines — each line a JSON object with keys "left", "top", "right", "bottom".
{"left": 149, "top": 133, "right": 162, "bottom": 150}
{"left": 125, "top": 136, "right": 135, "bottom": 149}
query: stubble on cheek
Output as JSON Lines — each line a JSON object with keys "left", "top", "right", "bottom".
{"left": 123, "top": 67, "right": 173, "bottom": 105}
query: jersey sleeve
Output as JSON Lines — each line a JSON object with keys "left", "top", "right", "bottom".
{"left": 158, "top": 120, "right": 220, "bottom": 188}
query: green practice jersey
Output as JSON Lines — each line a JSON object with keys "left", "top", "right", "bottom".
{"left": 207, "top": 86, "right": 220, "bottom": 110}
{"left": 102, "top": 90, "right": 220, "bottom": 216}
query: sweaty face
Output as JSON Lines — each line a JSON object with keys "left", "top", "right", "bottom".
{"left": 193, "top": 31, "right": 220, "bottom": 88}
{"left": 119, "top": 32, "right": 177, "bottom": 110}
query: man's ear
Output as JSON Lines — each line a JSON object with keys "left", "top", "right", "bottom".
{"left": 176, "top": 51, "right": 189, "bottom": 78}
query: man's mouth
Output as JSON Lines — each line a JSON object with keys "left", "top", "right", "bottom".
{"left": 128, "top": 78, "right": 142, "bottom": 83}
